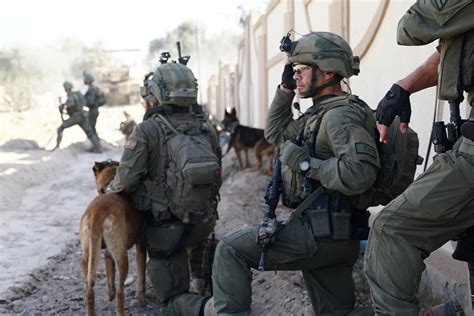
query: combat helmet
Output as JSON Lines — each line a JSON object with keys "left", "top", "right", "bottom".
{"left": 83, "top": 72, "right": 94, "bottom": 84}
{"left": 284, "top": 31, "right": 360, "bottom": 78}
{"left": 63, "top": 81, "right": 73, "bottom": 90}
{"left": 141, "top": 62, "right": 198, "bottom": 107}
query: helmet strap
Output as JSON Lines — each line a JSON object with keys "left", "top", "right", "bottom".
{"left": 300, "top": 65, "right": 341, "bottom": 98}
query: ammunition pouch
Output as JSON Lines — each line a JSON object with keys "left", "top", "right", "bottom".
{"left": 305, "top": 192, "right": 370, "bottom": 241}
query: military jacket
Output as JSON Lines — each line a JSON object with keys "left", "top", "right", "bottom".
{"left": 397, "top": 0, "right": 474, "bottom": 103}
{"left": 84, "top": 85, "right": 102, "bottom": 108}
{"left": 265, "top": 87, "right": 380, "bottom": 208}
{"left": 65, "top": 91, "right": 86, "bottom": 116}
{"left": 109, "top": 107, "right": 221, "bottom": 215}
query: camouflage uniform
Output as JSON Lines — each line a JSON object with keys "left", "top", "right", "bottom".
{"left": 109, "top": 63, "right": 220, "bottom": 316}
{"left": 364, "top": 1, "right": 474, "bottom": 315}
{"left": 55, "top": 81, "right": 101, "bottom": 152}
{"left": 212, "top": 32, "right": 379, "bottom": 316}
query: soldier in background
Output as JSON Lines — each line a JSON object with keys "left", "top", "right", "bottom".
{"left": 54, "top": 81, "right": 102, "bottom": 153}
{"left": 83, "top": 72, "right": 105, "bottom": 136}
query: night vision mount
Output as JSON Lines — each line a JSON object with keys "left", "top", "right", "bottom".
{"left": 280, "top": 31, "right": 296, "bottom": 54}
{"left": 157, "top": 41, "right": 190, "bottom": 66}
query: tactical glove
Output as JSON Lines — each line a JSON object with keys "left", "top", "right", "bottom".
{"left": 281, "top": 64, "right": 296, "bottom": 90}
{"left": 376, "top": 84, "right": 411, "bottom": 126}
{"left": 280, "top": 140, "right": 309, "bottom": 172}
{"left": 256, "top": 215, "right": 278, "bottom": 246}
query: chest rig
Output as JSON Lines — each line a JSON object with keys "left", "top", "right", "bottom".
{"left": 296, "top": 94, "right": 372, "bottom": 241}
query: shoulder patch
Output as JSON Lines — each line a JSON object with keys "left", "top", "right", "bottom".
{"left": 355, "top": 142, "right": 377, "bottom": 158}
{"left": 124, "top": 139, "right": 137, "bottom": 150}
{"left": 433, "top": 0, "right": 446, "bottom": 10}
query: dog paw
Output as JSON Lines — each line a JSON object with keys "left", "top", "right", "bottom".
{"left": 136, "top": 292, "right": 147, "bottom": 306}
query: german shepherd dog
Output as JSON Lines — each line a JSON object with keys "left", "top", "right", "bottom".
{"left": 79, "top": 160, "right": 146, "bottom": 316}
{"left": 221, "top": 108, "right": 275, "bottom": 173}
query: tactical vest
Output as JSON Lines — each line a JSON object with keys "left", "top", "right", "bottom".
{"left": 146, "top": 112, "right": 222, "bottom": 224}
{"left": 282, "top": 94, "right": 421, "bottom": 209}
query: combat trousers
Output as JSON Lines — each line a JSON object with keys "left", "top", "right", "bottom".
{"left": 365, "top": 147, "right": 474, "bottom": 316}
{"left": 212, "top": 212, "right": 365, "bottom": 316}
{"left": 88, "top": 106, "right": 99, "bottom": 135}
{"left": 56, "top": 112, "right": 101, "bottom": 150}
{"left": 146, "top": 218, "right": 215, "bottom": 316}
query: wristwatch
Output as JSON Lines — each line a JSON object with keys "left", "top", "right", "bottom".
{"left": 299, "top": 158, "right": 310, "bottom": 175}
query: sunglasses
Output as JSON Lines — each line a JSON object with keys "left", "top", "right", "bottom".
{"left": 292, "top": 64, "right": 312, "bottom": 75}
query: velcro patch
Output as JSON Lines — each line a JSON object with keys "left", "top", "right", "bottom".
{"left": 355, "top": 142, "right": 377, "bottom": 158}
{"left": 125, "top": 139, "right": 137, "bottom": 150}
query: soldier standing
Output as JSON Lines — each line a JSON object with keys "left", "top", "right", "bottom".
{"left": 54, "top": 81, "right": 102, "bottom": 153}
{"left": 365, "top": 1, "right": 474, "bottom": 315}
{"left": 106, "top": 61, "right": 221, "bottom": 315}
{"left": 83, "top": 72, "right": 104, "bottom": 136}
{"left": 210, "top": 32, "right": 379, "bottom": 315}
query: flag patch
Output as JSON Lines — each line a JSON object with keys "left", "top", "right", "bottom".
{"left": 125, "top": 139, "right": 137, "bottom": 150}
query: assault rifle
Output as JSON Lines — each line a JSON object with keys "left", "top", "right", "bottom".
{"left": 431, "top": 99, "right": 465, "bottom": 154}
{"left": 256, "top": 153, "right": 282, "bottom": 271}
{"left": 202, "top": 233, "right": 218, "bottom": 296}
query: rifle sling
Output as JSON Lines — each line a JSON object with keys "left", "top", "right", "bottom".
{"left": 293, "top": 186, "right": 323, "bottom": 218}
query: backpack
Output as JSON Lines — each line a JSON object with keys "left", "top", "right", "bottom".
{"left": 96, "top": 89, "right": 106, "bottom": 107}
{"left": 371, "top": 116, "right": 423, "bottom": 206}
{"left": 154, "top": 113, "right": 222, "bottom": 224}
{"left": 284, "top": 95, "right": 422, "bottom": 208}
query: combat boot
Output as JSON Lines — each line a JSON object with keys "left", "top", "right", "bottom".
{"left": 418, "top": 300, "right": 464, "bottom": 316}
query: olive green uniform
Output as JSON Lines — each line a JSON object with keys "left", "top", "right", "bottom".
{"left": 109, "top": 107, "right": 220, "bottom": 315}
{"left": 364, "top": 1, "right": 474, "bottom": 314}
{"left": 212, "top": 87, "right": 380, "bottom": 315}
{"left": 84, "top": 84, "right": 102, "bottom": 135}
{"left": 56, "top": 90, "right": 101, "bottom": 150}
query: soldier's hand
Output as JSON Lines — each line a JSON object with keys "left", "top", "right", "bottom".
{"left": 256, "top": 215, "right": 277, "bottom": 246}
{"left": 281, "top": 64, "right": 296, "bottom": 90}
{"left": 376, "top": 84, "right": 411, "bottom": 143}
{"left": 280, "top": 140, "right": 309, "bottom": 172}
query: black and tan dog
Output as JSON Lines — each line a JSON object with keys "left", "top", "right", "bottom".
{"left": 222, "top": 108, "right": 275, "bottom": 173}
{"left": 79, "top": 160, "right": 146, "bottom": 316}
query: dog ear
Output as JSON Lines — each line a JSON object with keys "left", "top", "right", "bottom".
{"left": 93, "top": 161, "right": 104, "bottom": 173}
{"left": 231, "top": 108, "right": 236, "bottom": 115}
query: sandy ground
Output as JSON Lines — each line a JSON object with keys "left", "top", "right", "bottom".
{"left": 0, "top": 105, "right": 370, "bottom": 314}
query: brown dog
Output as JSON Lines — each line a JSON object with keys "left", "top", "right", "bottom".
{"left": 79, "top": 160, "right": 146, "bottom": 316}
{"left": 222, "top": 108, "right": 275, "bottom": 173}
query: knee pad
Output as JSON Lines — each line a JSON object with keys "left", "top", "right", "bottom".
{"left": 147, "top": 252, "right": 190, "bottom": 302}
